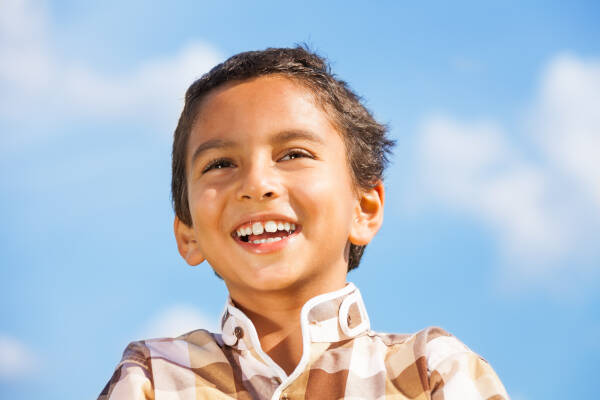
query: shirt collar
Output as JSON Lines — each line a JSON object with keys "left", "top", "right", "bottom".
{"left": 219, "top": 282, "right": 370, "bottom": 350}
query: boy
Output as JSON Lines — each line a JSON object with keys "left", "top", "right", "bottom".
{"left": 99, "top": 47, "right": 509, "bottom": 399}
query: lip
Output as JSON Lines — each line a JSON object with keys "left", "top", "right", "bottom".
{"left": 230, "top": 212, "right": 301, "bottom": 254}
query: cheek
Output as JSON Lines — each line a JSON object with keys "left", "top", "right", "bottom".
{"left": 292, "top": 168, "right": 356, "bottom": 232}
{"left": 189, "top": 186, "right": 221, "bottom": 229}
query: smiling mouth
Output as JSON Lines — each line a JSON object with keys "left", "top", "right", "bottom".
{"left": 233, "top": 220, "right": 299, "bottom": 244}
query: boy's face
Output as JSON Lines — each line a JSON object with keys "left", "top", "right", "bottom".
{"left": 175, "top": 75, "right": 383, "bottom": 300}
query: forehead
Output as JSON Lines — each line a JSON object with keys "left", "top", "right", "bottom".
{"left": 187, "top": 75, "right": 339, "bottom": 151}
{"left": 198, "top": 74, "right": 319, "bottom": 115}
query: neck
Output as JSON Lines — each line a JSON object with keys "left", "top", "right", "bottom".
{"left": 229, "top": 279, "right": 346, "bottom": 375}
{"left": 237, "top": 302, "right": 302, "bottom": 375}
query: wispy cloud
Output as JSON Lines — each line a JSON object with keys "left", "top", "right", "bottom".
{"left": 415, "top": 53, "right": 600, "bottom": 295}
{"left": 0, "top": 0, "right": 52, "bottom": 92}
{"left": 0, "top": 334, "right": 38, "bottom": 381}
{"left": 532, "top": 54, "right": 600, "bottom": 211}
{"left": 138, "top": 305, "right": 219, "bottom": 340}
{"left": 0, "top": 0, "right": 223, "bottom": 149}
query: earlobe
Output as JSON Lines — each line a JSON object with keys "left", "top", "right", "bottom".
{"left": 174, "top": 216, "right": 205, "bottom": 266}
{"left": 348, "top": 181, "right": 385, "bottom": 246}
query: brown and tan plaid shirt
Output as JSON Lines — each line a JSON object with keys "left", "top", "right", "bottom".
{"left": 99, "top": 283, "right": 509, "bottom": 399}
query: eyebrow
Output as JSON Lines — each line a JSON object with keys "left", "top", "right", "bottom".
{"left": 271, "top": 129, "right": 325, "bottom": 146}
{"left": 190, "top": 138, "right": 236, "bottom": 167}
{"left": 190, "top": 129, "right": 324, "bottom": 167}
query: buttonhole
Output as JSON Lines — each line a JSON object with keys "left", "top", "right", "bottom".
{"left": 234, "top": 326, "right": 244, "bottom": 339}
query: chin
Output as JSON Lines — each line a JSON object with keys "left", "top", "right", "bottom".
{"left": 244, "top": 263, "right": 305, "bottom": 292}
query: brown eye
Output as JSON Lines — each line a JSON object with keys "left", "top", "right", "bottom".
{"left": 280, "top": 150, "right": 313, "bottom": 161}
{"left": 203, "top": 158, "right": 235, "bottom": 173}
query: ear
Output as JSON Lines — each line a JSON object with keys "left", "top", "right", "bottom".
{"left": 174, "top": 216, "right": 205, "bottom": 266}
{"left": 349, "top": 181, "right": 385, "bottom": 246}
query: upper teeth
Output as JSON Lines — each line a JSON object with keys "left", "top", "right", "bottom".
{"left": 252, "top": 222, "right": 264, "bottom": 235}
{"left": 264, "top": 221, "right": 277, "bottom": 233}
{"left": 237, "top": 220, "right": 296, "bottom": 237}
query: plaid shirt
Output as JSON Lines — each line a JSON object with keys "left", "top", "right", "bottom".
{"left": 99, "top": 283, "right": 509, "bottom": 399}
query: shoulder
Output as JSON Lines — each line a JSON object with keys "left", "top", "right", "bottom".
{"left": 369, "top": 326, "right": 509, "bottom": 399}
{"left": 367, "top": 326, "right": 468, "bottom": 375}
{"left": 115, "top": 340, "right": 152, "bottom": 370}
{"left": 413, "top": 326, "right": 474, "bottom": 370}
{"left": 418, "top": 327, "right": 509, "bottom": 399}
{"left": 98, "top": 340, "right": 154, "bottom": 400}
{"left": 119, "top": 329, "right": 222, "bottom": 366}
{"left": 99, "top": 329, "right": 221, "bottom": 400}
{"left": 368, "top": 325, "right": 455, "bottom": 349}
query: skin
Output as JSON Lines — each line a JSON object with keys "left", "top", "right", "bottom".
{"left": 174, "top": 75, "right": 384, "bottom": 374}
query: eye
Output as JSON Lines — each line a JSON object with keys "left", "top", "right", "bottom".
{"left": 279, "top": 149, "right": 314, "bottom": 161}
{"left": 202, "top": 158, "right": 235, "bottom": 173}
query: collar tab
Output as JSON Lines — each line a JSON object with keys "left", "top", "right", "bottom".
{"left": 305, "top": 284, "right": 370, "bottom": 343}
{"left": 219, "top": 283, "right": 370, "bottom": 350}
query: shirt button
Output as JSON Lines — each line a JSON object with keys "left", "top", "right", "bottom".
{"left": 234, "top": 326, "right": 244, "bottom": 339}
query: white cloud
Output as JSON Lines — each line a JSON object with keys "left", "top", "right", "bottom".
{"left": 0, "top": 0, "right": 53, "bottom": 92}
{"left": 532, "top": 54, "right": 600, "bottom": 211}
{"left": 138, "top": 305, "right": 219, "bottom": 340}
{"left": 415, "top": 53, "right": 600, "bottom": 293}
{"left": 0, "top": 334, "right": 39, "bottom": 380}
{"left": 0, "top": 0, "right": 223, "bottom": 147}
{"left": 59, "top": 41, "right": 222, "bottom": 121}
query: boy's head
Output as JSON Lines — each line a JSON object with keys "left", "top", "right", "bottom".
{"left": 172, "top": 46, "right": 394, "bottom": 277}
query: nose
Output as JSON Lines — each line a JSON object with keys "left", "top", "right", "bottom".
{"left": 236, "top": 158, "right": 281, "bottom": 201}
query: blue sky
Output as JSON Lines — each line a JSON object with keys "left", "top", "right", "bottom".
{"left": 1, "top": 1, "right": 599, "bottom": 399}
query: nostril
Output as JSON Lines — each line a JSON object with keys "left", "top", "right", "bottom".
{"left": 263, "top": 192, "right": 274, "bottom": 198}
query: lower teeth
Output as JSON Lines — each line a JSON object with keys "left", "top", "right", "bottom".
{"left": 239, "top": 229, "right": 295, "bottom": 244}
{"left": 252, "top": 237, "right": 283, "bottom": 244}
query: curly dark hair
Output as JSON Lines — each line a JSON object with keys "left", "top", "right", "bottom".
{"left": 172, "top": 46, "right": 394, "bottom": 271}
